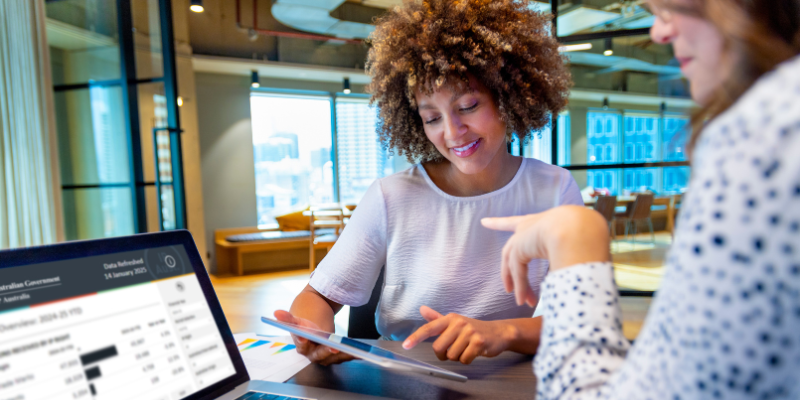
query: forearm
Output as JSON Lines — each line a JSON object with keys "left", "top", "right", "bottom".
{"left": 535, "top": 262, "right": 629, "bottom": 399}
{"left": 289, "top": 286, "right": 342, "bottom": 332}
{"left": 497, "top": 317, "right": 543, "bottom": 355}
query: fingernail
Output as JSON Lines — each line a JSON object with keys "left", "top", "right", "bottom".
{"left": 402, "top": 340, "right": 411, "bottom": 349}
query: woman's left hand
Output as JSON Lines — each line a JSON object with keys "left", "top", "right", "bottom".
{"left": 402, "top": 306, "right": 517, "bottom": 364}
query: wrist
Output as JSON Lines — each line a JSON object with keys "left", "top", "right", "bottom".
{"left": 501, "top": 320, "right": 521, "bottom": 350}
{"left": 501, "top": 318, "right": 542, "bottom": 354}
{"left": 547, "top": 210, "right": 610, "bottom": 271}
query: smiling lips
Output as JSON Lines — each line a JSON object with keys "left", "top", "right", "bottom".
{"left": 451, "top": 138, "right": 481, "bottom": 158}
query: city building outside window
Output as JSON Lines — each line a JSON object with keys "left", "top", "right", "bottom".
{"left": 587, "top": 111, "right": 620, "bottom": 164}
{"left": 250, "top": 93, "right": 334, "bottom": 226}
{"left": 335, "top": 97, "right": 399, "bottom": 205}
{"left": 580, "top": 110, "right": 689, "bottom": 195}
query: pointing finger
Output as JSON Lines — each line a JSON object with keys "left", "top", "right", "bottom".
{"left": 403, "top": 317, "right": 450, "bottom": 349}
{"left": 419, "top": 305, "right": 444, "bottom": 322}
{"left": 481, "top": 216, "right": 526, "bottom": 232}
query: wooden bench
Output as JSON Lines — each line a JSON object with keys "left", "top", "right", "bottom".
{"left": 214, "top": 227, "right": 328, "bottom": 276}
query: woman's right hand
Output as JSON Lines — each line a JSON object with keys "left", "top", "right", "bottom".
{"left": 273, "top": 310, "right": 355, "bottom": 366}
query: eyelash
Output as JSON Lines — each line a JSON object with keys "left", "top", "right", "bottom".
{"left": 424, "top": 103, "right": 478, "bottom": 124}
{"left": 461, "top": 103, "right": 478, "bottom": 112}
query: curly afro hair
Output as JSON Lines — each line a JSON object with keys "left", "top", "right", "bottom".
{"left": 366, "top": 0, "right": 572, "bottom": 163}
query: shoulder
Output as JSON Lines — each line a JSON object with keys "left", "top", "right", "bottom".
{"left": 516, "top": 157, "right": 576, "bottom": 187}
{"left": 521, "top": 157, "right": 570, "bottom": 175}
{"left": 374, "top": 164, "right": 430, "bottom": 193}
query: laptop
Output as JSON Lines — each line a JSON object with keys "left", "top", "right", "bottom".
{"left": 0, "top": 230, "right": 390, "bottom": 400}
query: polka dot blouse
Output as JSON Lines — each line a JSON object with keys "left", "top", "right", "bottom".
{"left": 534, "top": 55, "right": 800, "bottom": 399}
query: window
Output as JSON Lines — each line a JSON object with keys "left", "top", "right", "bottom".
{"left": 586, "top": 169, "right": 620, "bottom": 194}
{"left": 623, "top": 168, "right": 660, "bottom": 194}
{"left": 522, "top": 114, "right": 559, "bottom": 164}
{"left": 663, "top": 116, "right": 689, "bottom": 161}
{"left": 586, "top": 111, "right": 619, "bottom": 165}
{"left": 624, "top": 114, "right": 659, "bottom": 163}
{"left": 663, "top": 166, "right": 690, "bottom": 194}
{"left": 250, "top": 93, "right": 334, "bottom": 226}
{"left": 556, "top": 26, "right": 690, "bottom": 217}
{"left": 336, "top": 97, "right": 397, "bottom": 204}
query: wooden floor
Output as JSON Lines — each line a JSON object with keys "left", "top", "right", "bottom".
{"left": 209, "top": 231, "right": 671, "bottom": 341}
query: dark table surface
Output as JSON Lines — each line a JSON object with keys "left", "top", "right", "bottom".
{"left": 287, "top": 340, "right": 537, "bottom": 400}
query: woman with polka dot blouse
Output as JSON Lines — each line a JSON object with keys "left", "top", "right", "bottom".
{"left": 482, "top": 0, "right": 800, "bottom": 398}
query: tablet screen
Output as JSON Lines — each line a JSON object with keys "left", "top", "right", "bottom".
{"left": 261, "top": 317, "right": 467, "bottom": 381}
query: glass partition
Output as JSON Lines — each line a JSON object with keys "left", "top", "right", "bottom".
{"left": 564, "top": 35, "right": 688, "bottom": 98}
{"left": 62, "top": 188, "right": 134, "bottom": 241}
{"left": 48, "top": 0, "right": 185, "bottom": 240}
{"left": 46, "top": 0, "right": 121, "bottom": 86}
{"left": 54, "top": 88, "right": 130, "bottom": 188}
{"left": 556, "top": 0, "right": 655, "bottom": 36}
{"left": 132, "top": 0, "right": 165, "bottom": 80}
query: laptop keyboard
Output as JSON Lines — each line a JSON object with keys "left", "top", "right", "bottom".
{"left": 235, "top": 391, "right": 316, "bottom": 400}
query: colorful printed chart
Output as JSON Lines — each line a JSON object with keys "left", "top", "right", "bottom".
{"left": 237, "top": 338, "right": 297, "bottom": 355}
{"left": 232, "top": 333, "right": 310, "bottom": 382}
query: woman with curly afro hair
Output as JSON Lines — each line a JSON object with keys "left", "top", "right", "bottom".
{"left": 275, "top": 0, "right": 583, "bottom": 366}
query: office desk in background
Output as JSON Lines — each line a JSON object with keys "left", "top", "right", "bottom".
{"left": 287, "top": 340, "right": 537, "bottom": 399}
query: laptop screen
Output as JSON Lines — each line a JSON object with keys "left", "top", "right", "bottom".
{"left": 0, "top": 244, "right": 238, "bottom": 400}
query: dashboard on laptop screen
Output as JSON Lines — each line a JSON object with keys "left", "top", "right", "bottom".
{"left": 0, "top": 245, "right": 236, "bottom": 400}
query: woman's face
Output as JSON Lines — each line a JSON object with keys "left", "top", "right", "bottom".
{"left": 415, "top": 77, "right": 508, "bottom": 175}
{"left": 649, "top": 0, "right": 726, "bottom": 105}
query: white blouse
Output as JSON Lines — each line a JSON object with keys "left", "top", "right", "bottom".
{"left": 534, "top": 55, "right": 800, "bottom": 398}
{"left": 309, "top": 157, "right": 583, "bottom": 341}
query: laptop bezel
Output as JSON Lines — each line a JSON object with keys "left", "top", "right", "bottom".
{"left": 0, "top": 230, "right": 251, "bottom": 400}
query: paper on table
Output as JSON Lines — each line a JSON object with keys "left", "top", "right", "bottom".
{"left": 233, "top": 332, "right": 311, "bottom": 382}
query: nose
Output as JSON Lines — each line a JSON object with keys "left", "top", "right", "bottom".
{"left": 443, "top": 114, "right": 468, "bottom": 141}
{"left": 650, "top": 15, "right": 676, "bottom": 44}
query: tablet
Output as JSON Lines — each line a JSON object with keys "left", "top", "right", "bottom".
{"left": 261, "top": 317, "right": 468, "bottom": 382}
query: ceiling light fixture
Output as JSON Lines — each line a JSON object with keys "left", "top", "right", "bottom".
{"left": 343, "top": 78, "right": 351, "bottom": 94}
{"left": 603, "top": 38, "right": 613, "bottom": 56}
{"left": 190, "top": 0, "right": 204, "bottom": 13}
{"left": 558, "top": 43, "right": 593, "bottom": 52}
{"left": 251, "top": 70, "right": 260, "bottom": 88}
